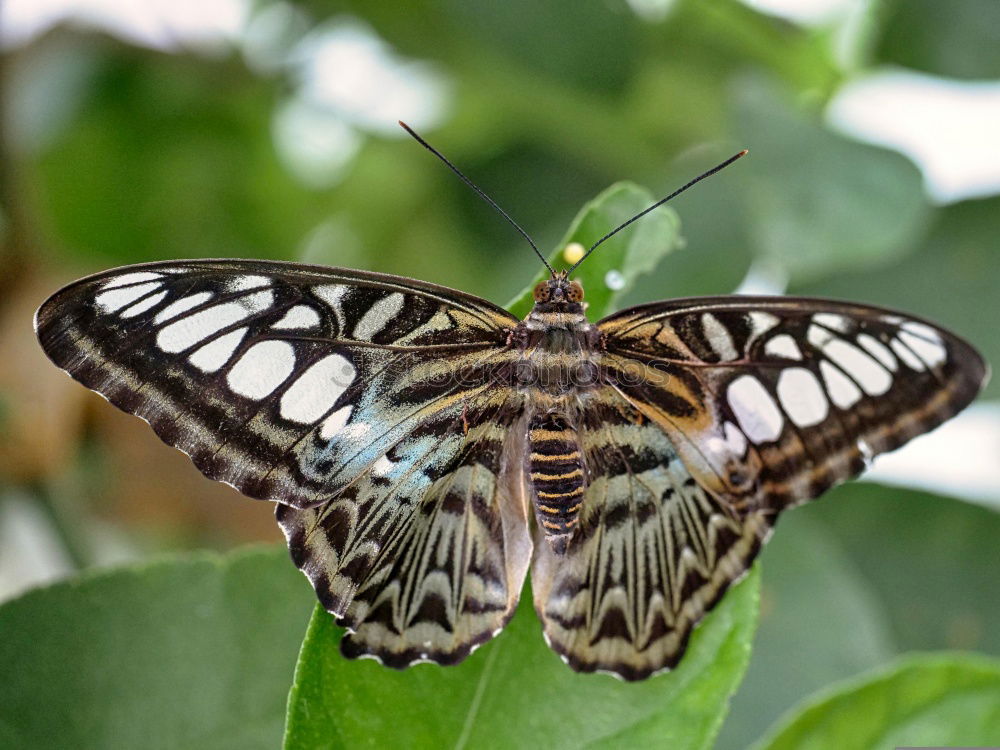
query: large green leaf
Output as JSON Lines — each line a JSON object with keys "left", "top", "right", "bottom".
{"left": 0, "top": 546, "right": 314, "bottom": 750}
{"left": 752, "top": 653, "right": 1000, "bottom": 749}
{"left": 284, "top": 569, "right": 760, "bottom": 750}
{"left": 506, "top": 181, "right": 682, "bottom": 320}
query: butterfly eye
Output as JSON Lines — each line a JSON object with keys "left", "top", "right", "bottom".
{"left": 533, "top": 282, "right": 551, "bottom": 302}
{"left": 566, "top": 280, "right": 584, "bottom": 303}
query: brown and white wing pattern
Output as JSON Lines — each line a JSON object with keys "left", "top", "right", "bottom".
{"left": 532, "top": 296, "right": 986, "bottom": 681}
{"left": 278, "top": 390, "right": 532, "bottom": 667}
{"left": 598, "top": 296, "right": 988, "bottom": 513}
{"left": 35, "top": 259, "right": 520, "bottom": 509}
{"left": 36, "top": 259, "right": 535, "bottom": 667}
{"left": 532, "top": 387, "right": 770, "bottom": 681}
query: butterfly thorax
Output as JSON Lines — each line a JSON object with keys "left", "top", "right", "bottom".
{"left": 512, "top": 276, "right": 603, "bottom": 553}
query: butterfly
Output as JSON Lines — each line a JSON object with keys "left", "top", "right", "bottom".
{"left": 34, "top": 130, "right": 988, "bottom": 681}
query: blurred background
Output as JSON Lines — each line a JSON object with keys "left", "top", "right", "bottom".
{"left": 1, "top": 0, "right": 998, "bottom": 745}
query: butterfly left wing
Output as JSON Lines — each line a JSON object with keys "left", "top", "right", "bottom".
{"left": 36, "top": 259, "right": 534, "bottom": 667}
{"left": 278, "top": 388, "right": 532, "bottom": 667}
{"left": 34, "top": 259, "right": 520, "bottom": 509}
{"left": 597, "top": 296, "right": 988, "bottom": 512}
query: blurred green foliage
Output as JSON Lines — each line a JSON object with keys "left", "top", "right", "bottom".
{"left": 1, "top": 0, "right": 999, "bottom": 747}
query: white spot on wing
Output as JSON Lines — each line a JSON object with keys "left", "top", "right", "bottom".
{"left": 764, "top": 334, "right": 802, "bottom": 360}
{"left": 156, "top": 291, "right": 273, "bottom": 353}
{"left": 819, "top": 361, "right": 863, "bottom": 409}
{"left": 313, "top": 284, "right": 348, "bottom": 330}
{"left": 749, "top": 311, "right": 781, "bottom": 336}
{"left": 100, "top": 271, "right": 164, "bottom": 289}
{"left": 727, "top": 375, "right": 784, "bottom": 443}
{"left": 901, "top": 320, "right": 940, "bottom": 340}
{"left": 227, "top": 275, "right": 270, "bottom": 292}
{"left": 320, "top": 405, "right": 353, "bottom": 440}
{"left": 898, "top": 330, "right": 947, "bottom": 368}
{"left": 701, "top": 312, "right": 738, "bottom": 361}
{"left": 723, "top": 421, "right": 748, "bottom": 456}
{"left": 857, "top": 333, "right": 897, "bottom": 371}
{"left": 154, "top": 291, "right": 213, "bottom": 324}
{"left": 352, "top": 292, "right": 405, "bottom": 340}
{"left": 226, "top": 340, "right": 296, "bottom": 399}
{"left": 809, "top": 325, "right": 892, "bottom": 396}
{"left": 371, "top": 454, "right": 395, "bottom": 476}
{"left": 813, "top": 312, "right": 851, "bottom": 332}
{"left": 777, "top": 367, "right": 829, "bottom": 427}
{"left": 272, "top": 305, "right": 321, "bottom": 329}
{"left": 120, "top": 290, "right": 168, "bottom": 317}
{"left": 313, "top": 284, "right": 347, "bottom": 307}
{"left": 280, "top": 354, "right": 355, "bottom": 423}
{"left": 891, "top": 337, "right": 926, "bottom": 370}
{"left": 95, "top": 282, "right": 162, "bottom": 313}
{"left": 188, "top": 328, "right": 248, "bottom": 372}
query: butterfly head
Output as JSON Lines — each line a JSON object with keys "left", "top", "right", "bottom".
{"left": 533, "top": 274, "right": 584, "bottom": 307}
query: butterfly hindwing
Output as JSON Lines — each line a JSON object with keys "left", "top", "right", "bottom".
{"left": 531, "top": 386, "right": 771, "bottom": 681}
{"left": 35, "top": 260, "right": 519, "bottom": 509}
{"left": 277, "top": 390, "right": 532, "bottom": 667}
{"left": 598, "top": 296, "right": 988, "bottom": 512}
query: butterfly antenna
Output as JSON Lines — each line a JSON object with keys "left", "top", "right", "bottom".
{"left": 567, "top": 149, "right": 749, "bottom": 275}
{"left": 399, "top": 121, "right": 555, "bottom": 276}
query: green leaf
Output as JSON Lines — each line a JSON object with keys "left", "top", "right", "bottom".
{"left": 808, "top": 482, "right": 1000, "bottom": 656}
{"left": 734, "top": 76, "right": 928, "bottom": 284}
{"left": 722, "top": 483, "right": 1000, "bottom": 748}
{"left": 751, "top": 653, "right": 1000, "bottom": 749}
{"left": 0, "top": 546, "right": 314, "bottom": 750}
{"left": 284, "top": 569, "right": 760, "bottom": 750}
{"left": 505, "top": 181, "right": 682, "bottom": 320}
{"left": 716, "top": 509, "right": 896, "bottom": 749}
{"left": 876, "top": 0, "right": 1000, "bottom": 79}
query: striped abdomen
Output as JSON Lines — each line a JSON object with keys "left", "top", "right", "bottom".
{"left": 528, "top": 412, "right": 585, "bottom": 553}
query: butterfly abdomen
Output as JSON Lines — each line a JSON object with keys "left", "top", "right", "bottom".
{"left": 528, "top": 412, "right": 585, "bottom": 552}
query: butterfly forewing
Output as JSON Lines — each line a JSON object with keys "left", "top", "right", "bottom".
{"left": 598, "top": 296, "right": 988, "bottom": 513}
{"left": 35, "top": 260, "right": 519, "bottom": 510}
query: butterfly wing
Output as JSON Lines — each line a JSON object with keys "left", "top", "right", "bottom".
{"left": 37, "top": 260, "right": 534, "bottom": 666}
{"left": 35, "top": 259, "right": 520, "bottom": 509}
{"left": 531, "top": 386, "right": 770, "bottom": 681}
{"left": 598, "top": 296, "right": 988, "bottom": 512}
{"left": 278, "top": 390, "right": 532, "bottom": 667}
{"left": 533, "top": 296, "right": 986, "bottom": 680}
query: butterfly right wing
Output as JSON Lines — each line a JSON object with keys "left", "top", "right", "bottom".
{"left": 531, "top": 386, "right": 770, "bottom": 681}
